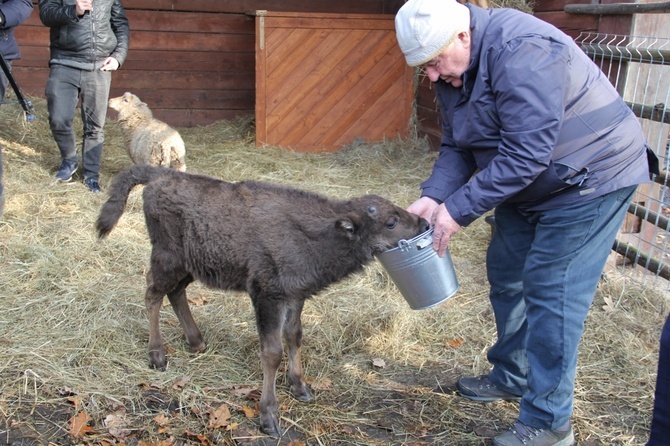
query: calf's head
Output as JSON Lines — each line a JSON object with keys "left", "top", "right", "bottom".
{"left": 338, "top": 195, "right": 429, "bottom": 254}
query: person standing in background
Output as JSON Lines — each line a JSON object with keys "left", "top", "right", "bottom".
{"left": 648, "top": 314, "right": 670, "bottom": 445}
{"left": 0, "top": 0, "right": 33, "bottom": 215}
{"left": 39, "top": 0, "right": 129, "bottom": 193}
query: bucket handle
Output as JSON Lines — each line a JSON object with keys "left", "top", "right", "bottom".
{"left": 397, "top": 233, "right": 433, "bottom": 252}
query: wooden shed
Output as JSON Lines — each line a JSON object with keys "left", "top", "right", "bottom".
{"left": 8, "top": 0, "right": 643, "bottom": 151}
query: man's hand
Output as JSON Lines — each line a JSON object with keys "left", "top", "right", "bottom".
{"left": 76, "top": 0, "right": 92, "bottom": 16}
{"left": 430, "top": 204, "right": 461, "bottom": 258}
{"left": 100, "top": 57, "right": 119, "bottom": 71}
{"left": 407, "top": 196, "right": 439, "bottom": 222}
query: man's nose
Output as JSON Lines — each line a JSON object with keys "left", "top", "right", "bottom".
{"left": 425, "top": 66, "right": 441, "bottom": 82}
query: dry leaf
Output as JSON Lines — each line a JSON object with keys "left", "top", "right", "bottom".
{"left": 245, "top": 389, "right": 262, "bottom": 401}
{"left": 66, "top": 395, "right": 83, "bottom": 410}
{"left": 188, "top": 293, "right": 210, "bottom": 306}
{"left": 372, "top": 358, "right": 386, "bottom": 369}
{"left": 139, "top": 441, "right": 175, "bottom": 446}
{"left": 208, "top": 403, "right": 232, "bottom": 429}
{"left": 184, "top": 429, "right": 214, "bottom": 445}
{"left": 310, "top": 377, "right": 332, "bottom": 391}
{"left": 286, "top": 440, "right": 307, "bottom": 446}
{"left": 239, "top": 405, "right": 257, "bottom": 418}
{"left": 105, "top": 412, "right": 130, "bottom": 440}
{"left": 445, "top": 338, "right": 464, "bottom": 349}
{"left": 154, "top": 413, "right": 170, "bottom": 426}
{"left": 229, "top": 385, "right": 256, "bottom": 399}
{"left": 172, "top": 375, "right": 191, "bottom": 389}
{"left": 69, "top": 411, "right": 95, "bottom": 437}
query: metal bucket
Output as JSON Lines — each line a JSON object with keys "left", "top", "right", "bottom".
{"left": 377, "top": 228, "right": 459, "bottom": 310}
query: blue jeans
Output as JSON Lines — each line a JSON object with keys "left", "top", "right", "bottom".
{"left": 648, "top": 313, "right": 670, "bottom": 445}
{"left": 486, "top": 185, "right": 637, "bottom": 429}
{"left": 45, "top": 65, "right": 112, "bottom": 180}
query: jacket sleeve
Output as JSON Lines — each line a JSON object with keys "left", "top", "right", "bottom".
{"left": 38, "top": 0, "right": 79, "bottom": 27}
{"left": 109, "top": 0, "right": 129, "bottom": 65}
{"left": 444, "top": 36, "right": 570, "bottom": 226}
{"left": 420, "top": 114, "right": 478, "bottom": 205}
{"left": 0, "top": 0, "right": 33, "bottom": 28}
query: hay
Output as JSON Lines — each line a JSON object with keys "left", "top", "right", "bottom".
{"left": 0, "top": 96, "right": 667, "bottom": 445}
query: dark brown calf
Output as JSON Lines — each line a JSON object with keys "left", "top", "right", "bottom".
{"left": 96, "top": 165, "right": 428, "bottom": 437}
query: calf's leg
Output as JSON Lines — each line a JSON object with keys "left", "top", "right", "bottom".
{"left": 145, "top": 277, "right": 168, "bottom": 370}
{"left": 166, "top": 274, "right": 206, "bottom": 353}
{"left": 253, "top": 295, "right": 287, "bottom": 437}
{"left": 145, "top": 260, "right": 194, "bottom": 370}
{"left": 283, "top": 299, "right": 313, "bottom": 402}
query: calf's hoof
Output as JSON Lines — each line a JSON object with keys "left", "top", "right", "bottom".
{"left": 149, "top": 349, "right": 167, "bottom": 371}
{"left": 187, "top": 340, "right": 207, "bottom": 354}
{"left": 292, "top": 383, "right": 314, "bottom": 402}
{"left": 260, "top": 411, "right": 281, "bottom": 437}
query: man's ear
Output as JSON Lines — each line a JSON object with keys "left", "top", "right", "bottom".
{"left": 458, "top": 30, "right": 471, "bottom": 48}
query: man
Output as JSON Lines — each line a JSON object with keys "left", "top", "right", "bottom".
{"left": 0, "top": 0, "right": 33, "bottom": 215}
{"left": 394, "top": 0, "right": 658, "bottom": 445}
{"left": 648, "top": 314, "right": 670, "bottom": 445}
{"left": 39, "top": 0, "right": 129, "bottom": 193}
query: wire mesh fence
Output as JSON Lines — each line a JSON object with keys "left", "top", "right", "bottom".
{"left": 577, "top": 33, "right": 670, "bottom": 291}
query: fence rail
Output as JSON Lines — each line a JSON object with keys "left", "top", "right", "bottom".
{"left": 577, "top": 33, "right": 670, "bottom": 287}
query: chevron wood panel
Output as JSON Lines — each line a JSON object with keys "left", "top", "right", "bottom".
{"left": 255, "top": 12, "right": 414, "bottom": 152}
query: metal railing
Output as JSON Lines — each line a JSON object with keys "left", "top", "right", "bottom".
{"left": 577, "top": 33, "right": 670, "bottom": 287}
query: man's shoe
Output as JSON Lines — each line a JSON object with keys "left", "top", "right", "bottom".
{"left": 84, "top": 178, "right": 103, "bottom": 194}
{"left": 456, "top": 375, "right": 522, "bottom": 402}
{"left": 55, "top": 161, "right": 78, "bottom": 182}
{"left": 493, "top": 420, "right": 574, "bottom": 446}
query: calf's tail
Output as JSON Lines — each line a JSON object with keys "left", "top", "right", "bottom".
{"left": 96, "top": 165, "right": 169, "bottom": 238}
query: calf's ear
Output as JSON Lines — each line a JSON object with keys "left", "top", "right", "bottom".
{"left": 335, "top": 218, "right": 356, "bottom": 239}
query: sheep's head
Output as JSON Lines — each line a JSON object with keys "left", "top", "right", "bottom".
{"left": 108, "top": 92, "right": 153, "bottom": 120}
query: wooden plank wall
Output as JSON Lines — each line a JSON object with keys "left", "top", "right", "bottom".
{"left": 254, "top": 12, "right": 413, "bottom": 152}
{"left": 11, "top": 0, "right": 405, "bottom": 128}
{"left": 416, "top": 0, "right": 635, "bottom": 150}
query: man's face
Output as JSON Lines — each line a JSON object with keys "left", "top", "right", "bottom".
{"left": 420, "top": 32, "right": 471, "bottom": 87}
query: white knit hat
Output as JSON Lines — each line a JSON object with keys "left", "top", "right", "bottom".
{"left": 395, "top": 0, "right": 471, "bottom": 67}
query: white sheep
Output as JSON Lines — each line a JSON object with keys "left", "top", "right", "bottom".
{"left": 108, "top": 92, "right": 186, "bottom": 172}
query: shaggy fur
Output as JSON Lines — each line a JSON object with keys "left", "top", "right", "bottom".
{"left": 108, "top": 92, "right": 186, "bottom": 171}
{"left": 96, "top": 165, "right": 429, "bottom": 437}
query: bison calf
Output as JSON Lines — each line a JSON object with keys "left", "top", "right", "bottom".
{"left": 96, "top": 165, "right": 428, "bottom": 437}
{"left": 108, "top": 92, "right": 187, "bottom": 171}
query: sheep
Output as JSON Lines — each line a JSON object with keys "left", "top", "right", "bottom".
{"left": 96, "top": 165, "right": 429, "bottom": 437}
{"left": 108, "top": 92, "right": 186, "bottom": 171}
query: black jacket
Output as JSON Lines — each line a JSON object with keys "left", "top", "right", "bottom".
{"left": 38, "top": 0, "right": 129, "bottom": 70}
{"left": 0, "top": 0, "right": 33, "bottom": 60}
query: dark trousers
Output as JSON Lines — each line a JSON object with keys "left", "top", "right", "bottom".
{"left": 648, "top": 313, "right": 670, "bottom": 445}
{"left": 45, "top": 64, "right": 112, "bottom": 181}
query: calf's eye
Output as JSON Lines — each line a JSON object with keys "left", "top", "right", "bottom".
{"left": 386, "top": 217, "right": 398, "bottom": 229}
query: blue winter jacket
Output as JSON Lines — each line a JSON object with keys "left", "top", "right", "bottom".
{"left": 421, "top": 4, "right": 654, "bottom": 227}
{"left": 0, "top": 0, "right": 33, "bottom": 60}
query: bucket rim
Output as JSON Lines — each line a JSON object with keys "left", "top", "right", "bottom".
{"left": 380, "top": 227, "right": 434, "bottom": 255}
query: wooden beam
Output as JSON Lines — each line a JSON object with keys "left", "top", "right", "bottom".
{"left": 612, "top": 239, "right": 670, "bottom": 280}
{"left": 565, "top": 1, "right": 670, "bottom": 15}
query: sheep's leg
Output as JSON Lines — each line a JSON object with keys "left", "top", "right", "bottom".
{"left": 253, "top": 296, "right": 287, "bottom": 437}
{"left": 160, "top": 143, "right": 171, "bottom": 168}
{"left": 283, "top": 298, "right": 313, "bottom": 402}
{"left": 166, "top": 274, "right": 206, "bottom": 353}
